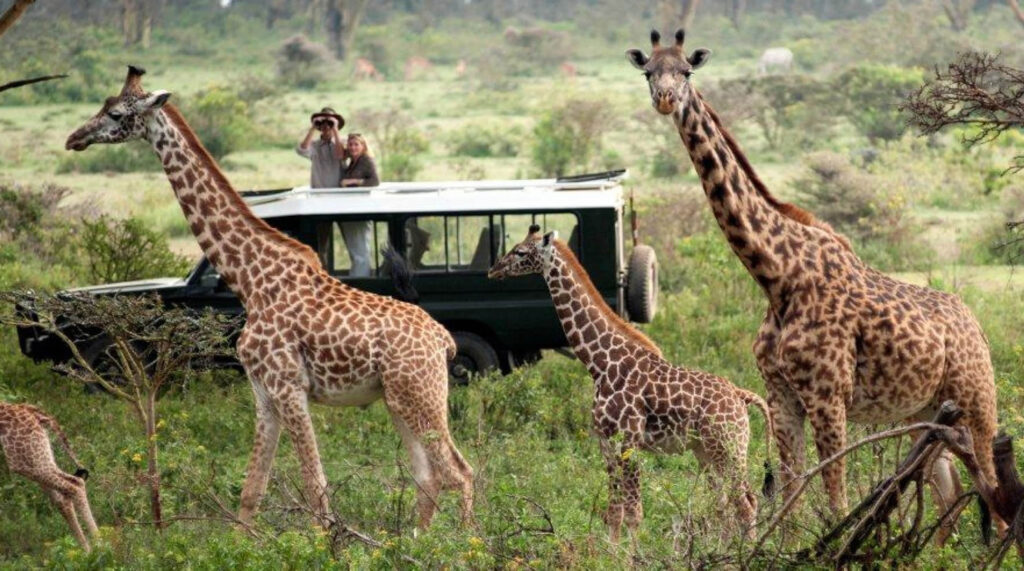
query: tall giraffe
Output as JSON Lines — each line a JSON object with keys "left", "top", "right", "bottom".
{"left": 627, "top": 30, "right": 999, "bottom": 523}
{"left": 489, "top": 226, "right": 773, "bottom": 541}
{"left": 65, "top": 67, "right": 473, "bottom": 530}
{"left": 0, "top": 402, "right": 97, "bottom": 551}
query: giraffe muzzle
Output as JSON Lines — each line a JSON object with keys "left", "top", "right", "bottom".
{"left": 655, "top": 93, "right": 677, "bottom": 115}
{"left": 65, "top": 131, "right": 91, "bottom": 151}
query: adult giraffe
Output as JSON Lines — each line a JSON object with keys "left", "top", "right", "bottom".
{"left": 626, "top": 30, "right": 999, "bottom": 524}
{"left": 65, "top": 66, "right": 474, "bottom": 530}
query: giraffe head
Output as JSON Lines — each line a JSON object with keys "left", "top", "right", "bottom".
{"left": 65, "top": 65, "right": 172, "bottom": 151}
{"left": 487, "top": 224, "right": 556, "bottom": 280}
{"left": 626, "top": 29, "right": 711, "bottom": 115}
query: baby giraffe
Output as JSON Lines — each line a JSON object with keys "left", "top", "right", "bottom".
{"left": 489, "top": 226, "right": 772, "bottom": 541}
{"left": 0, "top": 401, "right": 97, "bottom": 551}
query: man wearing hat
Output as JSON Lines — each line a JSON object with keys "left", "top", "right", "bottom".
{"left": 296, "top": 106, "right": 346, "bottom": 188}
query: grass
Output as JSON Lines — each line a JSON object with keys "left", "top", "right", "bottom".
{"left": 3, "top": 5, "right": 1024, "bottom": 568}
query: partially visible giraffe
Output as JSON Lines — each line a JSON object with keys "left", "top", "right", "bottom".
{"left": 627, "top": 29, "right": 1000, "bottom": 534}
{"left": 489, "top": 225, "right": 773, "bottom": 541}
{"left": 65, "top": 67, "right": 474, "bottom": 530}
{"left": 0, "top": 402, "right": 97, "bottom": 551}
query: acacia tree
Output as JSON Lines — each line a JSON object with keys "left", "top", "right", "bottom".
{"left": 0, "top": 292, "right": 237, "bottom": 529}
{"left": 903, "top": 51, "right": 1024, "bottom": 174}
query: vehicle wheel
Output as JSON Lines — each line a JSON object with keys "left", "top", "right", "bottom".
{"left": 449, "top": 331, "right": 500, "bottom": 386}
{"left": 626, "top": 244, "right": 658, "bottom": 323}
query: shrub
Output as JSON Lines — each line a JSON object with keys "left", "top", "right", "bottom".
{"left": 631, "top": 109, "right": 691, "bottom": 178}
{"left": 835, "top": 64, "right": 924, "bottom": 143}
{"left": 179, "top": 87, "right": 254, "bottom": 160}
{"left": 530, "top": 98, "right": 616, "bottom": 177}
{"left": 635, "top": 188, "right": 710, "bottom": 292}
{"left": 351, "top": 108, "right": 430, "bottom": 181}
{"left": 56, "top": 141, "right": 160, "bottom": 174}
{"left": 446, "top": 125, "right": 521, "bottom": 158}
{"left": 0, "top": 182, "right": 89, "bottom": 274}
{"left": 81, "top": 216, "right": 192, "bottom": 284}
{"left": 277, "top": 35, "right": 331, "bottom": 89}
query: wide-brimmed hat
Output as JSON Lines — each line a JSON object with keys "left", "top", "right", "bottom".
{"left": 310, "top": 106, "right": 345, "bottom": 128}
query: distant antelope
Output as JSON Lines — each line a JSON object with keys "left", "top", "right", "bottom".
{"left": 404, "top": 56, "right": 433, "bottom": 81}
{"left": 454, "top": 59, "right": 468, "bottom": 79}
{"left": 353, "top": 58, "right": 383, "bottom": 81}
{"left": 560, "top": 61, "right": 578, "bottom": 78}
{"left": 757, "top": 47, "right": 793, "bottom": 75}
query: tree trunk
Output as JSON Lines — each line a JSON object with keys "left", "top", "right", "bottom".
{"left": 681, "top": 0, "right": 700, "bottom": 28}
{"left": 144, "top": 396, "right": 163, "bottom": 529}
{"left": 122, "top": 0, "right": 138, "bottom": 46}
{"left": 0, "top": 0, "right": 37, "bottom": 39}
{"left": 942, "top": 0, "right": 977, "bottom": 32}
{"left": 728, "top": 0, "right": 745, "bottom": 29}
{"left": 325, "top": 0, "right": 368, "bottom": 61}
{"left": 1008, "top": 0, "right": 1024, "bottom": 28}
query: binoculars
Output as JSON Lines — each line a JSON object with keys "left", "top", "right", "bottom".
{"left": 313, "top": 117, "right": 337, "bottom": 129}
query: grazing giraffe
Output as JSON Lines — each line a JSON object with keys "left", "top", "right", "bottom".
{"left": 0, "top": 402, "right": 97, "bottom": 551}
{"left": 489, "top": 226, "right": 773, "bottom": 541}
{"left": 627, "top": 29, "right": 999, "bottom": 531}
{"left": 65, "top": 66, "right": 474, "bottom": 530}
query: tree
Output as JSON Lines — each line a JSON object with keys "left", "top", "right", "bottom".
{"left": 1008, "top": 0, "right": 1024, "bottom": 28}
{"left": 942, "top": 0, "right": 977, "bottom": 32}
{"left": 122, "top": 0, "right": 163, "bottom": 48}
{"left": 324, "top": 0, "right": 369, "bottom": 61}
{"left": 903, "top": 51, "right": 1024, "bottom": 174}
{"left": 0, "top": 293, "right": 237, "bottom": 529}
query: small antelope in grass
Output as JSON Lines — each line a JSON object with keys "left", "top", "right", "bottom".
{"left": 0, "top": 401, "right": 98, "bottom": 551}
{"left": 488, "top": 226, "right": 774, "bottom": 541}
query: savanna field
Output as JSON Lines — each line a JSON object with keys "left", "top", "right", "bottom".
{"left": 3, "top": 1, "right": 1024, "bottom": 568}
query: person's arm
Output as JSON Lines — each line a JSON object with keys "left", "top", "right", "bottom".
{"left": 342, "top": 156, "right": 380, "bottom": 187}
{"left": 330, "top": 126, "right": 346, "bottom": 161}
{"left": 296, "top": 126, "right": 317, "bottom": 158}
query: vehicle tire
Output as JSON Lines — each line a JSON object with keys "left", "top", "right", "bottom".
{"left": 449, "top": 331, "right": 500, "bottom": 386}
{"left": 626, "top": 244, "right": 658, "bottom": 324}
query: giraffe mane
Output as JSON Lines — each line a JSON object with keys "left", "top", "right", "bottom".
{"left": 551, "top": 240, "right": 663, "bottom": 358}
{"left": 160, "top": 104, "right": 324, "bottom": 265}
{"left": 699, "top": 95, "right": 853, "bottom": 252}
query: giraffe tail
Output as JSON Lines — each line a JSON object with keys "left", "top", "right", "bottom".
{"left": 737, "top": 388, "right": 775, "bottom": 498}
{"left": 28, "top": 406, "right": 89, "bottom": 479}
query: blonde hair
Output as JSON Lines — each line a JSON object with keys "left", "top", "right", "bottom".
{"left": 347, "top": 133, "right": 373, "bottom": 158}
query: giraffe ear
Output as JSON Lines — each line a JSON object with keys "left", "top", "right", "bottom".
{"left": 141, "top": 90, "right": 172, "bottom": 112}
{"left": 542, "top": 231, "right": 558, "bottom": 247}
{"left": 688, "top": 48, "right": 712, "bottom": 70}
{"left": 626, "top": 49, "right": 649, "bottom": 70}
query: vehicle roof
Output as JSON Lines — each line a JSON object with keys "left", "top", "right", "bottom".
{"left": 245, "top": 171, "right": 627, "bottom": 218}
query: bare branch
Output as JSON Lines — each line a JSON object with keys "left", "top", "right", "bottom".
{"left": 0, "top": 0, "right": 37, "bottom": 39}
{"left": 0, "top": 74, "right": 68, "bottom": 93}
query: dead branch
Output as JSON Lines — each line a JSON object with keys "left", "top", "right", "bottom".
{"left": 903, "top": 51, "right": 1024, "bottom": 174}
{"left": 0, "top": 74, "right": 67, "bottom": 93}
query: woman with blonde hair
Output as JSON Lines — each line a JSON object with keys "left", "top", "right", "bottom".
{"left": 341, "top": 133, "right": 380, "bottom": 187}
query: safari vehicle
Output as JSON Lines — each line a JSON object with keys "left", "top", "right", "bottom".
{"left": 16, "top": 170, "right": 658, "bottom": 383}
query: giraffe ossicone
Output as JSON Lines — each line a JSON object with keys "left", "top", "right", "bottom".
{"left": 630, "top": 29, "right": 1001, "bottom": 541}
{"left": 65, "top": 66, "right": 474, "bottom": 530}
{"left": 489, "top": 227, "right": 774, "bottom": 541}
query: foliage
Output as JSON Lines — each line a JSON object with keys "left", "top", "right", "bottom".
{"left": 630, "top": 109, "right": 691, "bottom": 178}
{"left": 350, "top": 107, "right": 430, "bottom": 181}
{"left": 707, "top": 75, "right": 836, "bottom": 151}
{"left": 277, "top": 34, "right": 332, "bottom": 90}
{"left": 179, "top": 87, "right": 255, "bottom": 160}
{"left": 0, "top": 292, "right": 238, "bottom": 531}
{"left": 635, "top": 187, "right": 710, "bottom": 292}
{"left": 80, "top": 216, "right": 192, "bottom": 284}
{"left": 56, "top": 141, "right": 161, "bottom": 174}
{"left": 530, "top": 98, "right": 616, "bottom": 177}
{"left": 0, "top": 182, "right": 91, "bottom": 287}
{"left": 836, "top": 64, "right": 924, "bottom": 143}
{"left": 445, "top": 125, "right": 520, "bottom": 158}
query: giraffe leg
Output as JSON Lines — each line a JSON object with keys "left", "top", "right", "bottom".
{"left": 61, "top": 472, "right": 98, "bottom": 538}
{"left": 238, "top": 392, "right": 282, "bottom": 525}
{"left": 695, "top": 423, "right": 757, "bottom": 541}
{"left": 387, "top": 409, "right": 441, "bottom": 529}
{"left": 805, "top": 402, "right": 849, "bottom": 516}
{"left": 277, "top": 394, "right": 332, "bottom": 528}
{"left": 599, "top": 437, "right": 625, "bottom": 544}
{"left": 765, "top": 381, "right": 806, "bottom": 503}
{"left": 383, "top": 366, "right": 474, "bottom": 529}
{"left": 619, "top": 440, "right": 644, "bottom": 540}
{"left": 44, "top": 487, "right": 90, "bottom": 552}
{"left": 926, "top": 448, "right": 964, "bottom": 546}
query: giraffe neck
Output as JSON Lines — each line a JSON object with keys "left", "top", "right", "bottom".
{"left": 542, "top": 241, "right": 661, "bottom": 379}
{"left": 672, "top": 88, "right": 807, "bottom": 304}
{"left": 145, "top": 104, "right": 317, "bottom": 304}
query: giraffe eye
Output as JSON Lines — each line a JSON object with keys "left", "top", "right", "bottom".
{"left": 107, "top": 111, "right": 123, "bottom": 121}
{"left": 514, "top": 249, "right": 526, "bottom": 257}
{"left": 683, "top": 70, "right": 693, "bottom": 79}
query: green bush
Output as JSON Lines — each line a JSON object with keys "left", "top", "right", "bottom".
{"left": 351, "top": 108, "right": 430, "bottom": 181}
{"left": 81, "top": 216, "right": 192, "bottom": 283}
{"left": 277, "top": 34, "right": 331, "bottom": 89}
{"left": 835, "top": 64, "right": 924, "bottom": 143}
{"left": 56, "top": 141, "right": 160, "bottom": 174}
{"left": 530, "top": 98, "right": 615, "bottom": 177}
{"left": 180, "top": 87, "right": 255, "bottom": 160}
{"left": 0, "top": 182, "right": 88, "bottom": 285}
{"left": 446, "top": 125, "right": 520, "bottom": 158}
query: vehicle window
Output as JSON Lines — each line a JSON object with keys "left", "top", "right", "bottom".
{"left": 447, "top": 216, "right": 496, "bottom": 271}
{"left": 315, "top": 220, "right": 387, "bottom": 277}
{"left": 405, "top": 216, "right": 446, "bottom": 271}
{"left": 499, "top": 212, "right": 580, "bottom": 254}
